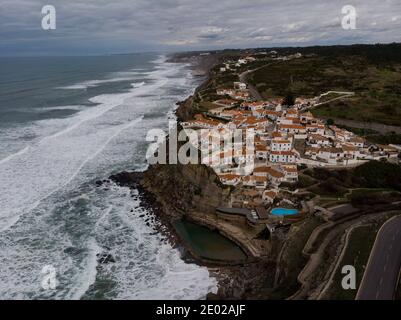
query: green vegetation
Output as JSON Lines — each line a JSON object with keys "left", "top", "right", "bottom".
{"left": 336, "top": 125, "right": 379, "bottom": 136}
{"left": 353, "top": 161, "right": 401, "bottom": 191}
{"left": 282, "top": 92, "right": 295, "bottom": 106}
{"left": 348, "top": 189, "right": 401, "bottom": 207}
{"left": 304, "top": 161, "right": 401, "bottom": 192}
{"left": 326, "top": 211, "right": 400, "bottom": 300}
{"left": 319, "top": 92, "right": 346, "bottom": 103}
{"left": 307, "top": 178, "right": 348, "bottom": 197}
{"left": 198, "top": 101, "right": 221, "bottom": 110}
{"left": 271, "top": 216, "right": 323, "bottom": 299}
{"left": 247, "top": 43, "right": 401, "bottom": 126}
{"left": 296, "top": 174, "right": 316, "bottom": 188}
{"left": 366, "top": 133, "right": 401, "bottom": 145}
{"left": 336, "top": 124, "right": 401, "bottom": 146}
{"left": 302, "top": 162, "right": 401, "bottom": 206}
{"left": 327, "top": 224, "right": 377, "bottom": 300}
{"left": 325, "top": 118, "right": 334, "bottom": 126}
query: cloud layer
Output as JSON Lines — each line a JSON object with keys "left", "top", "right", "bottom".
{"left": 1, "top": 0, "right": 400, "bottom": 55}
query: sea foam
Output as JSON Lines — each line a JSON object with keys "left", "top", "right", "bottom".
{"left": 0, "top": 55, "right": 217, "bottom": 300}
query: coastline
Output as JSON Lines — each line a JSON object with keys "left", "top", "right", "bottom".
{"left": 108, "top": 170, "right": 276, "bottom": 300}
{"left": 108, "top": 53, "right": 274, "bottom": 299}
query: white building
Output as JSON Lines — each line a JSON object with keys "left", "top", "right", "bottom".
{"left": 263, "top": 190, "right": 278, "bottom": 204}
{"left": 269, "top": 150, "right": 297, "bottom": 163}
{"left": 234, "top": 82, "right": 247, "bottom": 90}
{"left": 218, "top": 173, "right": 241, "bottom": 186}
{"left": 271, "top": 140, "right": 292, "bottom": 151}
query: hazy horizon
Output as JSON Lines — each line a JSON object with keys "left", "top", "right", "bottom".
{"left": 1, "top": 40, "right": 400, "bottom": 58}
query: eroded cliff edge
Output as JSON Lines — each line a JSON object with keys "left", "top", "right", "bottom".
{"left": 140, "top": 93, "right": 279, "bottom": 299}
{"left": 142, "top": 163, "right": 231, "bottom": 219}
{"left": 110, "top": 55, "right": 280, "bottom": 299}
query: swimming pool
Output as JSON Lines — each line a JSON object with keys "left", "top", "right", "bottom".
{"left": 271, "top": 208, "right": 299, "bottom": 216}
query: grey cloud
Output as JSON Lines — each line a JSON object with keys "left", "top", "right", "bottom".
{"left": 0, "top": 0, "right": 400, "bottom": 55}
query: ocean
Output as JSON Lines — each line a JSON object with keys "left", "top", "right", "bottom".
{"left": 0, "top": 53, "right": 217, "bottom": 299}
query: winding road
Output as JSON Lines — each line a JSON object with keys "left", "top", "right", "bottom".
{"left": 239, "top": 68, "right": 264, "bottom": 101}
{"left": 356, "top": 215, "right": 401, "bottom": 300}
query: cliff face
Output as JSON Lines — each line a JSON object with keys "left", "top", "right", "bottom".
{"left": 142, "top": 163, "right": 231, "bottom": 219}
{"left": 143, "top": 78, "right": 232, "bottom": 219}
{"left": 175, "top": 96, "right": 195, "bottom": 122}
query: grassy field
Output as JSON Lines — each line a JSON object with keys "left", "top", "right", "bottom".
{"left": 247, "top": 44, "right": 401, "bottom": 126}
{"left": 336, "top": 125, "right": 401, "bottom": 145}
{"left": 325, "top": 211, "right": 401, "bottom": 300}
{"left": 325, "top": 224, "right": 377, "bottom": 300}
{"left": 365, "top": 133, "right": 401, "bottom": 145}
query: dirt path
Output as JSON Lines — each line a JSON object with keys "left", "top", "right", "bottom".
{"left": 289, "top": 207, "right": 401, "bottom": 300}
{"left": 312, "top": 92, "right": 355, "bottom": 107}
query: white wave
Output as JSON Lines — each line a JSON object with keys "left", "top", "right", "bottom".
{"left": 0, "top": 68, "right": 175, "bottom": 232}
{"left": 0, "top": 56, "right": 192, "bottom": 232}
{"left": 0, "top": 145, "right": 31, "bottom": 166}
{"left": 88, "top": 186, "right": 218, "bottom": 300}
{"left": 36, "top": 105, "right": 84, "bottom": 111}
{"left": 0, "top": 56, "right": 217, "bottom": 300}
{"left": 131, "top": 81, "right": 145, "bottom": 88}
{"left": 59, "top": 78, "right": 144, "bottom": 90}
{"left": 0, "top": 107, "right": 145, "bottom": 232}
{"left": 66, "top": 238, "right": 102, "bottom": 300}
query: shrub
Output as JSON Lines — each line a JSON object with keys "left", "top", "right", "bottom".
{"left": 353, "top": 161, "right": 401, "bottom": 191}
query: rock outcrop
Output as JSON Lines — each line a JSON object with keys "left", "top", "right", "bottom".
{"left": 142, "top": 163, "right": 231, "bottom": 219}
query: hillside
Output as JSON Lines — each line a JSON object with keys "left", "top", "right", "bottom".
{"left": 247, "top": 43, "right": 401, "bottom": 126}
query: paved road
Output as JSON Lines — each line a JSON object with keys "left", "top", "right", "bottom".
{"left": 356, "top": 215, "right": 401, "bottom": 300}
{"left": 239, "top": 69, "right": 263, "bottom": 100}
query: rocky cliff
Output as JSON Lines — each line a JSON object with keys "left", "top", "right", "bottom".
{"left": 142, "top": 162, "right": 231, "bottom": 219}
{"left": 175, "top": 96, "right": 196, "bottom": 123}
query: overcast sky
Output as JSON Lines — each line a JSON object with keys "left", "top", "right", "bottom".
{"left": 1, "top": 0, "right": 400, "bottom": 56}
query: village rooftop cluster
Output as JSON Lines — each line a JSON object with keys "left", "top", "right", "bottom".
{"left": 181, "top": 56, "right": 399, "bottom": 209}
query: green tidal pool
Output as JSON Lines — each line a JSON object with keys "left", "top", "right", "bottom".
{"left": 174, "top": 220, "right": 247, "bottom": 262}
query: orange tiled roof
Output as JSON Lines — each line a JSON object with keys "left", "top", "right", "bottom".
{"left": 270, "top": 150, "right": 296, "bottom": 156}
{"left": 280, "top": 124, "right": 305, "bottom": 130}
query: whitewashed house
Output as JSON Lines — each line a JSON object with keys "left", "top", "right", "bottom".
{"left": 271, "top": 139, "right": 292, "bottom": 151}
{"left": 269, "top": 150, "right": 297, "bottom": 163}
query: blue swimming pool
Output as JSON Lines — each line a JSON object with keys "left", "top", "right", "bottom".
{"left": 271, "top": 208, "right": 299, "bottom": 216}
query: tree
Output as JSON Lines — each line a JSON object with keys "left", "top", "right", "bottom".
{"left": 283, "top": 92, "right": 295, "bottom": 106}
{"left": 326, "top": 118, "right": 335, "bottom": 126}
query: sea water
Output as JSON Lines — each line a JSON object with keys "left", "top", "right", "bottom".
{"left": 0, "top": 53, "right": 217, "bottom": 299}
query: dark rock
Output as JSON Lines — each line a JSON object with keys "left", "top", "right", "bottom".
{"left": 97, "top": 252, "right": 116, "bottom": 264}
{"left": 109, "top": 171, "right": 144, "bottom": 188}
